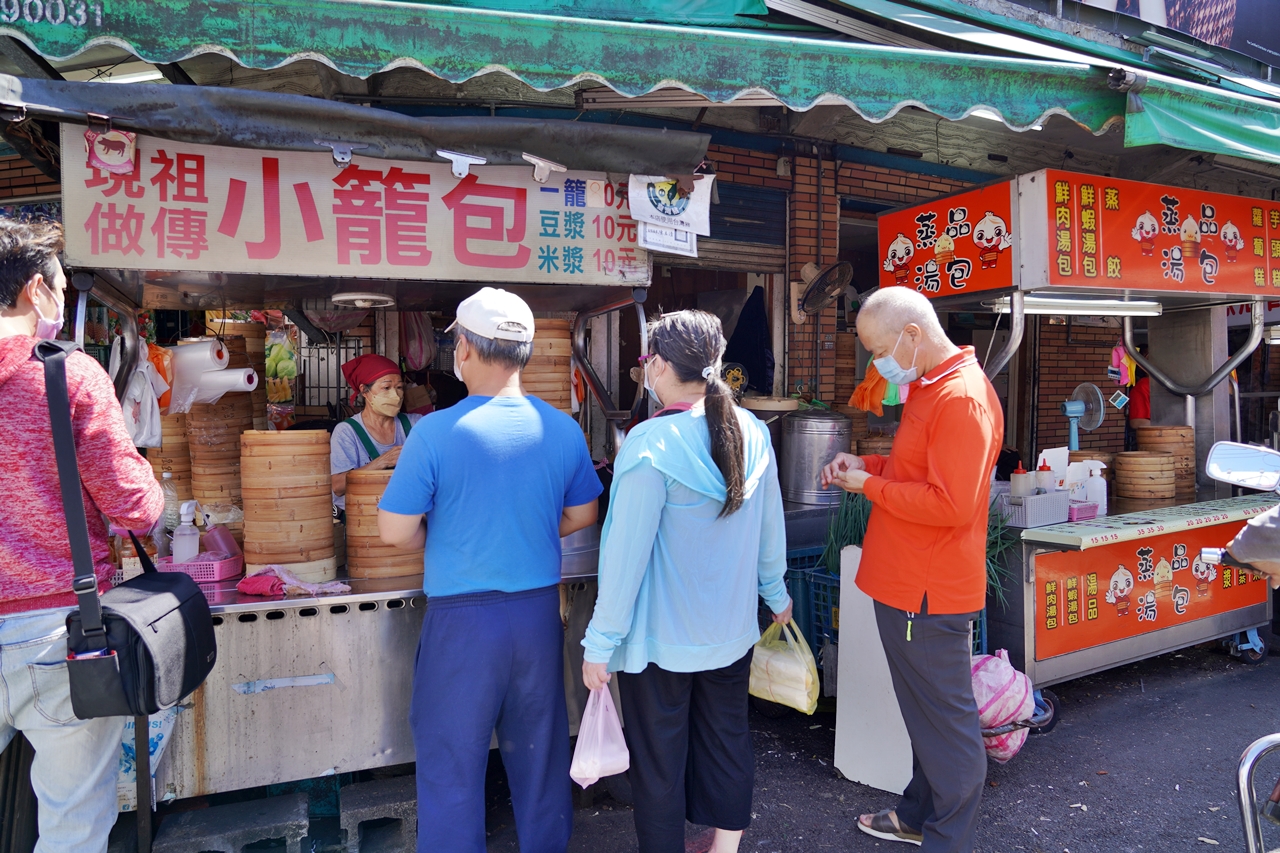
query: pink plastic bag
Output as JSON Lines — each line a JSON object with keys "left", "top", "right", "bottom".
{"left": 569, "top": 687, "right": 629, "bottom": 788}
{"left": 971, "top": 649, "right": 1034, "bottom": 764}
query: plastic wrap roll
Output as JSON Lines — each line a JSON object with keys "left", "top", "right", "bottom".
{"left": 168, "top": 340, "right": 231, "bottom": 414}
{"left": 192, "top": 368, "right": 258, "bottom": 405}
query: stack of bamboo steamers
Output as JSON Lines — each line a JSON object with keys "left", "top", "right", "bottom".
{"left": 206, "top": 325, "right": 269, "bottom": 429}
{"left": 1110, "top": 426, "right": 1196, "bottom": 513}
{"left": 150, "top": 414, "right": 193, "bottom": 502}
{"left": 523, "top": 316, "right": 574, "bottom": 414}
{"left": 240, "top": 430, "right": 337, "bottom": 581}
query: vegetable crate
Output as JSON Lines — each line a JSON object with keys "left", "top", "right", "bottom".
{"left": 809, "top": 568, "right": 840, "bottom": 648}
{"left": 972, "top": 609, "right": 988, "bottom": 657}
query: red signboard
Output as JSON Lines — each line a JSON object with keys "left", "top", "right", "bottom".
{"left": 877, "top": 181, "right": 1015, "bottom": 297}
{"left": 1035, "top": 523, "right": 1268, "bottom": 660}
{"left": 1042, "top": 168, "right": 1280, "bottom": 296}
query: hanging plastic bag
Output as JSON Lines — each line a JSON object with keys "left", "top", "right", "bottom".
{"left": 400, "top": 312, "right": 438, "bottom": 372}
{"left": 749, "top": 620, "right": 819, "bottom": 715}
{"left": 971, "top": 649, "right": 1034, "bottom": 764}
{"left": 569, "top": 687, "right": 629, "bottom": 788}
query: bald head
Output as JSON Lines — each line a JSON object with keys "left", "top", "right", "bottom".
{"left": 856, "top": 286, "right": 958, "bottom": 377}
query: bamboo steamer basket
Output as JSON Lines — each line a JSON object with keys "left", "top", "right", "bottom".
{"left": 1112, "top": 496, "right": 1179, "bottom": 515}
{"left": 239, "top": 430, "right": 335, "bottom": 579}
{"left": 207, "top": 333, "right": 269, "bottom": 428}
{"left": 832, "top": 404, "right": 870, "bottom": 442}
{"left": 525, "top": 317, "right": 574, "bottom": 414}
{"left": 1113, "top": 452, "right": 1176, "bottom": 500}
{"left": 1136, "top": 426, "right": 1196, "bottom": 498}
{"left": 345, "top": 469, "right": 425, "bottom": 579}
{"left": 857, "top": 435, "right": 895, "bottom": 456}
{"left": 150, "top": 414, "right": 191, "bottom": 482}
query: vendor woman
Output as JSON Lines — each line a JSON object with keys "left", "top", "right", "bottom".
{"left": 331, "top": 354, "right": 423, "bottom": 517}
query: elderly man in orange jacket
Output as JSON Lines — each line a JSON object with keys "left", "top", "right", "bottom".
{"left": 822, "top": 286, "right": 1002, "bottom": 852}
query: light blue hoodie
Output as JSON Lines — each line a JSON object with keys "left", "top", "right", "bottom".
{"left": 582, "top": 404, "right": 790, "bottom": 674}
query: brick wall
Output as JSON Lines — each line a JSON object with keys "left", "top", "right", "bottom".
{"left": 1033, "top": 319, "right": 1127, "bottom": 454}
{"left": 836, "top": 163, "right": 968, "bottom": 207}
{"left": 0, "top": 154, "right": 58, "bottom": 201}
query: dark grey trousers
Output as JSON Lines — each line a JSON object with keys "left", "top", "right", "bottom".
{"left": 874, "top": 600, "right": 987, "bottom": 853}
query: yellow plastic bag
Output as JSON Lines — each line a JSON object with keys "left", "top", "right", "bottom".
{"left": 748, "top": 620, "right": 819, "bottom": 714}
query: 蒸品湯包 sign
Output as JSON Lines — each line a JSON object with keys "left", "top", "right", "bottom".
{"left": 62, "top": 127, "right": 651, "bottom": 286}
{"left": 879, "top": 169, "right": 1280, "bottom": 299}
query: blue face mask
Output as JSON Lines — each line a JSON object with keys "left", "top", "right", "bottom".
{"left": 873, "top": 329, "right": 918, "bottom": 386}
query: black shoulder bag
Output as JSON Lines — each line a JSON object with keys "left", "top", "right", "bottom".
{"left": 37, "top": 340, "right": 217, "bottom": 719}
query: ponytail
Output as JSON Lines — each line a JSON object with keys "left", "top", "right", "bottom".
{"left": 647, "top": 310, "right": 747, "bottom": 517}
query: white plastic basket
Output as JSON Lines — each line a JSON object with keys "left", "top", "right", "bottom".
{"left": 996, "top": 491, "right": 1070, "bottom": 529}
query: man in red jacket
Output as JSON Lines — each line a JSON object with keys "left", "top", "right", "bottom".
{"left": 823, "top": 287, "right": 1002, "bottom": 852}
{"left": 0, "top": 219, "right": 163, "bottom": 852}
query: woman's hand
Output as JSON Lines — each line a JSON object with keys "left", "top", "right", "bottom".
{"left": 583, "top": 661, "right": 611, "bottom": 691}
{"left": 772, "top": 600, "right": 794, "bottom": 625}
{"left": 363, "top": 445, "right": 403, "bottom": 471}
{"left": 820, "top": 452, "right": 865, "bottom": 488}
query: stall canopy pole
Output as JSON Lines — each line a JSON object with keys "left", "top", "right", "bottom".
{"left": 1123, "top": 297, "right": 1265, "bottom": 427}
{"left": 573, "top": 294, "right": 648, "bottom": 451}
{"left": 984, "top": 290, "right": 1025, "bottom": 380}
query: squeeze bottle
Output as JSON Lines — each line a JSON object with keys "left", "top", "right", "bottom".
{"left": 1085, "top": 468, "right": 1108, "bottom": 517}
{"left": 1010, "top": 461, "right": 1034, "bottom": 497}
{"left": 172, "top": 501, "right": 201, "bottom": 564}
{"left": 1035, "top": 460, "right": 1056, "bottom": 494}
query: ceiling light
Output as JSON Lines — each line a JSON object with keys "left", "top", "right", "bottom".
{"left": 1267, "top": 326, "right": 1280, "bottom": 346}
{"left": 330, "top": 291, "right": 395, "bottom": 309}
{"left": 984, "top": 295, "right": 1163, "bottom": 317}
{"left": 104, "top": 69, "right": 165, "bottom": 84}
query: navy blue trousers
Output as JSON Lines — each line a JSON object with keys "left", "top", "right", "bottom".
{"left": 410, "top": 585, "right": 571, "bottom": 853}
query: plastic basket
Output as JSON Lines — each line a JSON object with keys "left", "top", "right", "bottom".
{"left": 996, "top": 491, "right": 1070, "bottom": 528}
{"left": 809, "top": 568, "right": 841, "bottom": 646}
{"left": 156, "top": 553, "right": 244, "bottom": 583}
{"left": 971, "top": 609, "right": 988, "bottom": 656}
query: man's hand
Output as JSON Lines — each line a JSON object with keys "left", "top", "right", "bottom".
{"left": 772, "top": 600, "right": 794, "bottom": 625}
{"left": 583, "top": 661, "right": 611, "bottom": 691}
{"left": 820, "top": 452, "right": 865, "bottom": 489}
{"left": 831, "top": 467, "right": 873, "bottom": 494}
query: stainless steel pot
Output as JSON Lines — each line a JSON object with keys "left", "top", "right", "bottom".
{"left": 561, "top": 525, "right": 600, "bottom": 580}
{"left": 780, "top": 409, "right": 852, "bottom": 507}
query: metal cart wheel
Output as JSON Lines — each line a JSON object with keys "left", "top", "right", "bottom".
{"left": 1228, "top": 628, "right": 1270, "bottom": 664}
{"left": 1029, "top": 689, "right": 1059, "bottom": 735}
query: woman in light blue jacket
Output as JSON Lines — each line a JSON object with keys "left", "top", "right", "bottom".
{"left": 582, "top": 310, "right": 792, "bottom": 853}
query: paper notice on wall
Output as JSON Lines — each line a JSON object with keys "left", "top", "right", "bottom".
{"left": 637, "top": 221, "right": 698, "bottom": 258}
{"left": 628, "top": 174, "right": 714, "bottom": 236}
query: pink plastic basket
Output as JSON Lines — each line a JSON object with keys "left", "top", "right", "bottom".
{"left": 156, "top": 553, "right": 244, "bottom": 583}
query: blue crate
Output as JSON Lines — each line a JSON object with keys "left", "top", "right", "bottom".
{"left": 809, "top": 568, "right": 840, "bottom": 647}
{"left": 972, "top": 609, "right": 988, "bottom": 657}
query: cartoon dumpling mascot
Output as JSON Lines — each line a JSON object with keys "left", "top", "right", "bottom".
{"left": 1131, "top": 211, "right": 1159, "bottom": 257}
{"left": 1180, "top": 215, "right": 1201, "bottom": 258}
{"left": 973, "top": 211, "right": 1012, "bottom": 269}
{"left": 1153, "top": 556, "right": 1174, "bottom": 599}
{"left": 1191, "top": 557, "right": 1217, "bottom": 596}
{"left": 884, "top": 233, "right": 914, "bottom": 285}
{"left": 1220, "top": 221, "right": 1244, "bottom": 262}
{"left": 934, "top": 232, "right": 956, "bottom": 266}
{"left": 1105, "top": 566, "right": 1135, "bottom": 616}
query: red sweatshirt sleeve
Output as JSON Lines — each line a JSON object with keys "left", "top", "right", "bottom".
{"left": 69, "top": 351, "right": 164, "bottom": 530}
{"left": 862, "top": 397, "right": 996, "bottom": 528}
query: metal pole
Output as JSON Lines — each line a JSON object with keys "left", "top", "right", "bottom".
{"left": 1184, "top": 394, "right": 1195, "bottom": 430}
{"left": 1122, "top": 296, "right": 1265, "bottom": 399}
{"left": 1237, "top": 733, "right": 1280, "bottom": 853}
{"left": 985, "top": 290, "right": 1025, "bottom": 379}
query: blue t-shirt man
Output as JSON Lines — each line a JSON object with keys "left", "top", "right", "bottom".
{"left": 380, "top": 394, "right": 602, "bottom": 597}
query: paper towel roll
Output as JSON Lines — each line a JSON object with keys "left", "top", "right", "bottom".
{"left": 192, "top": 368, "right": 258, "bottom": 404}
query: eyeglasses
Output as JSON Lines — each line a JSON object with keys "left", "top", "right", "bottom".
{"left": 638, "top": 353, "right": 658, "bottom": 366}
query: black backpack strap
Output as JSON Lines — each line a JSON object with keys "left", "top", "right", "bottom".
{"left": 34, "top": 340, "right": 106, "bottom": 639}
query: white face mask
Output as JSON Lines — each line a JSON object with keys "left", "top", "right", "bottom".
{"left": 643, "top": 359, "right": 662, "bottom": 407}
{"left": 453, "top": 357, "right": 464, "bottom": 384}
{"left": 33, "top": 281, "right": 63, "bottom": 341}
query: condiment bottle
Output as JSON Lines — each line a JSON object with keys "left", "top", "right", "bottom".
{"left": 1085, "top": 468, "right": 1108, "bottom": 516}
{"left": 1010, "top": 461, "right": 1034, "bottom": 497}
{"left": 1035, "top": 460, "right": 1056, "bottom": 494}
{"left": 172, "top": 501, "right": 201, "bottom": 564}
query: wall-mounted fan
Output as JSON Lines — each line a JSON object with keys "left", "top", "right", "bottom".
{"left": 789, "top": 262, "right": 853, "bottom": 325}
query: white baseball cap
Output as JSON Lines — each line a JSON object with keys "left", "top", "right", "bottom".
{"left": 445, "top": 287, "right": 536, "bottom": 343}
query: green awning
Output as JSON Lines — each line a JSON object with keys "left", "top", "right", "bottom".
{"left": 1125, "top": 75, "right": 1280, "bottom": 168}
{"left": 0, "top": 0, "right": 1124, "bottom": 132}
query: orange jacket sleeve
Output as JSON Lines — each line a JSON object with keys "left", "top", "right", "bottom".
{"left": 860, "top": 454, "right": 889, "bottom": 477}
{"left": 862, "top": 397, "right": 995, "bottom": 527}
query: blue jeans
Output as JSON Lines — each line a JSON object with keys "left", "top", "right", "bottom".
{"left": 0, "top": 609, "right": 124, "bottom": 853}
{"left": 410, "top": 585, "right": 571, "bottom": 853}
